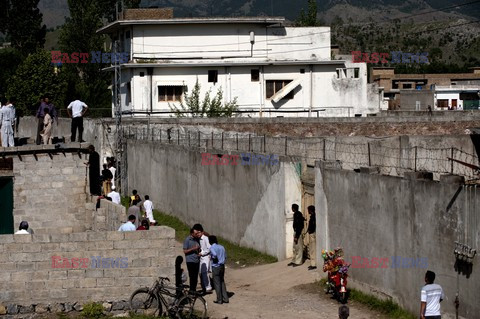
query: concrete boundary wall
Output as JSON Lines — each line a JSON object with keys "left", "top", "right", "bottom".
{"left": 0, "top": 227, "right": 176, "bottom": 305}
{"left": 315, "top": 163, "right": 480, "bottom": 318}
{"left": 126, "top": 140, "right": 302, "bottom": 259}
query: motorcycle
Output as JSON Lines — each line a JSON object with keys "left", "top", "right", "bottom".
{"left": 322, "top": 248, "right": 349, "bottom": 304}
{"left": 326, "top": 265, "right": 349, "bottom": 303}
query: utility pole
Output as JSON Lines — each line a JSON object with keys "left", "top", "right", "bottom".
{"left": 113, "top": 40, "right": 124, "bottom": 194}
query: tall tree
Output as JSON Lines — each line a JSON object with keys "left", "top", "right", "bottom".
{"left": 296, "top": 0, "right": 320, "bottom": 27}
{"left": 59, "top": 0, "right": 112, "bottom": 109}
{"left": 6, "top": 50, "right": 68, "bottom": 116}
{"left": 5, "top": 0, "right": 46, "bottom": 56}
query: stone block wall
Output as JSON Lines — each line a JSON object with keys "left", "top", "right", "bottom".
{"left": 0, "top": 227, "right": 176, "bottom": 306}
{"left": 90, "top": 199, "right": 127, "bottom": 232}
{"left": 12, "top": 149, "right": 89, "bottom": 234}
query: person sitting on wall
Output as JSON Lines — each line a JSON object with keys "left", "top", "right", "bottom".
{"left": 118, "top": 215, "right": 136, "bottom": 232}
{"left": 15, "top": 221, "right": 30, "bottom": 234}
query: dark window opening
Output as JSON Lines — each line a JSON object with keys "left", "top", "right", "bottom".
{"left": 158, "top": 86, "right": 184, "bottom": 102}
{"left": 403, "top": 83, "right": 412, "bottom": 89}
{"left": 140, "top": 72, "right": 145, "bottom": 77}
{"left": 266, "top": 80, "right": 294, "bottom": 100}
{"left": 208, "top": 70, "right": 218, "bottom": 83}
{"left": 300, "top": 69, "right": 305, "bottom": 74}
{"left": 251, "top": 69, "right": 260, "bottom": 82}
{"left": 354, "top": 68, "right": 360, "bottom": 78}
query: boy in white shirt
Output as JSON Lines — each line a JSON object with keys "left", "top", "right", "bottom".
{"left": 420, "top": 270, "right": 444, "bottom": 319}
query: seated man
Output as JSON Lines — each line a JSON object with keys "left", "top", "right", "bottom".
{"left": 118, "top": 215, "right": 136, "bottom": 232}
{"left": 15, "top": 221, "right": 30, "bottom": 234}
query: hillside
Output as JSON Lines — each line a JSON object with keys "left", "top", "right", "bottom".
{"left": 39, "top": 0, "right": 480, "bottom": 70}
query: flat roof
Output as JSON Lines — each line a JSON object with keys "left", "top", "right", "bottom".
{"left": 101, "top": 59, "right": 346, "bottom": 71}
{"left": 97, "top": 17, "right": 286, "bottom": 34}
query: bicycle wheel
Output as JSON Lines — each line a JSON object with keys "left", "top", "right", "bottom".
{"left": 176, "top": 295, "right": 207, "bottom": 319}
{"left": 130, "top": 288, "right": 162, "bottom": 317}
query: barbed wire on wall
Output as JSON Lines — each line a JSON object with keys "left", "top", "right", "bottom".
{"left": 121, "top": 126, "right": 480, "bottom": 181}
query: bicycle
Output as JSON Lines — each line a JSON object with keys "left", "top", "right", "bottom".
{"left": 129, "top": 276, "right": 208, "bottom": 318}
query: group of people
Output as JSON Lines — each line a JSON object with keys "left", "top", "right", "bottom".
{"left": 36, "top": 95, "right": 88, "bottom": 144}
{"left": 183, "top": 224, "right": 229, "bottom": 305}
{"left": 0, "top": 98, "right": 16, "bottom": 147}
{"left": 288, "top": 204, "right": 317, "bottom": 270}
{"left": 35, "top": 96, "right": 58, "bottom": 145}
{"left": 117, "top": 190, "right": 157, "bottom": 231}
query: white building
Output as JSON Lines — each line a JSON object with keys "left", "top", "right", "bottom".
{"left": 434, "top": 85, "right": 480, "bottom": 110}
{"left": 98, "top": 9, "right": 383, "bottom": 117}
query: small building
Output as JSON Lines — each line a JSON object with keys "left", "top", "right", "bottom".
{"left": 370, "top": 67, "right": 480, "bottom": 110}
{"left": 97, "top": 8, "right": 383, "bottom": 117}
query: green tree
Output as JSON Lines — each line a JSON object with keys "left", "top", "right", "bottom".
{"left": 0, "top": 48, "right": 23, "bottom": 99}
{"left": 6, "top": 50, "right": 68, "bottom": 116}
{"left": 4, "top": 0, "right": 46, "bottom": 56}
{"left": 296, "top": 0, "right": 320, "bottom": 27}
{"left": 59, "top": 0, "right": 112, "bottom": 109}
{"left": 170, "top": 80, "right": 238, "bottom": 118}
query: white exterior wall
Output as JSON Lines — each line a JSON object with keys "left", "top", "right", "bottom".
{"left": 130, "top": 25, "right": 330, "bottom": 61}
{"left": 435, "top": 92, "right": 462, "bottom": 109}
{"left": 127, "top": 64, "right": 378, "bottom": 117}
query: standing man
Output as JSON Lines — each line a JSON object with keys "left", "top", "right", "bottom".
{"left": 0, "top": 99, "right": 16, "bottom": 147}
{"left": 36, "top": 96, "right": 57, "bottom": 145}
{"left": 101, "top": 164, "right": 113, "bottom": 195}
{"left": 307, "top": 205, "right": 317, "bottom": 270}
{"left": 420, "top": 270, "right": 444, "bottom": 319}
{"left": 288, "top": 204, "right": 304, "bottom": 267}
{"left": 183, "top": 224, "right": 202, "bottom": 293}
{"left": 199, "top": 228, "right": 212, "bottom": 294}
{"left": 107, "top": 186, "right": 121, "bottom": 205}
{"left": 67, "top": 97, "right": 88, "bottom": 142}
{"left": 143, "top": 195, "right": 156, "bottom": 225}
{"left": 86, "top": 145, "right": 101, "bottom": 196}
{"left": 209, "top": 235, "right": 229, "bottom": 304}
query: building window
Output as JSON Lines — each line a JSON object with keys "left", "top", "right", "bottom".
{"left": 437, "top": 99, "right": 449, "bottom": 108}
{"left": 208, "top": 70, "right": 218, "bottom": 83}
{"left": 392, "top": 81, "right": 399, "bottom": 89}
{"left": 158, "top": 86, "right": 184, "bottom": 102}
{"left": 140, "top": 72, "right": 145, "bottom": 77}
{"left": 126, "top": 82, "right": 131, "bottom": 105}
{"left": 354, "top": 68, "right": 360, "bottom": 78}
{"left": 266, "top": 80, "right": 294, "bottom": 99}
{"left": 126, "top": 31, "right": 131, "bottom": 39}
{"left": 251, "top": 69, "right": 260, "bottom": 82}
{"left": 300, "top": 69, "right": 305, "bottom": 74}
{"left": 403, "top": 83, "right": 412, "bottom": 89}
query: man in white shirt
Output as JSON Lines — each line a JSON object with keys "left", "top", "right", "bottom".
{"left": 15, "top": 221, "right": 30, "bottom": 234}
{"left": 67, "top": 98, "right": 88, "bottom": 142}
{"left": 143, "top": 195, "right": 156, "bottom": 225}
{"left": 199, "top": 227, "right": 212, "bottom": 293}
{"left": 107, "top": 186, "right": 121, "bottom": 205}
{"left": 0, "top": 99, "right": 16, "bottom": 147}
{"left": 118, "top": 215, "right": 136, "bottom": 231}
{"left": 420, "top": 270, "right": 444, "bottom": 319}
{"left": 108, "top": 162, "right": 116, "bottom": 188}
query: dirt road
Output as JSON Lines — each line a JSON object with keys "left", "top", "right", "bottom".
{"left": 201, "top": 259, "right": 386, "bottom": 319}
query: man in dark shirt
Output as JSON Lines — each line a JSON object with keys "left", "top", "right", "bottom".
{"left": 307, "top": 205, "right": 317, "bottom": 270}
{"left": 86, "top": 145, "right": 101, "bottom": 196}
{"left": 183, "top": 224, "right": 202, "bottom": 293}
{"left": 36, "top": 96, "right": 57, "bottom": 145}
{"left": 101, "top": 164, "right": 113, "bottom": 195}
{"left": 288, "top": 204, "right": 304, "bottom": 267}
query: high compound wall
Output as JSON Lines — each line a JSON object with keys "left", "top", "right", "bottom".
{"left": 126, "top": 140, "right": 302, "bottom": 259}
{"left": 0, "top": 227, "right": 176, "bottom": 305}
{"left": 315, "top": 164, "right": 479, "bottom": 318}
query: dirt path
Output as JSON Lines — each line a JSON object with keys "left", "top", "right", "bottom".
{"left": 200, "top": 259, "right": 386, "bottom": 319}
